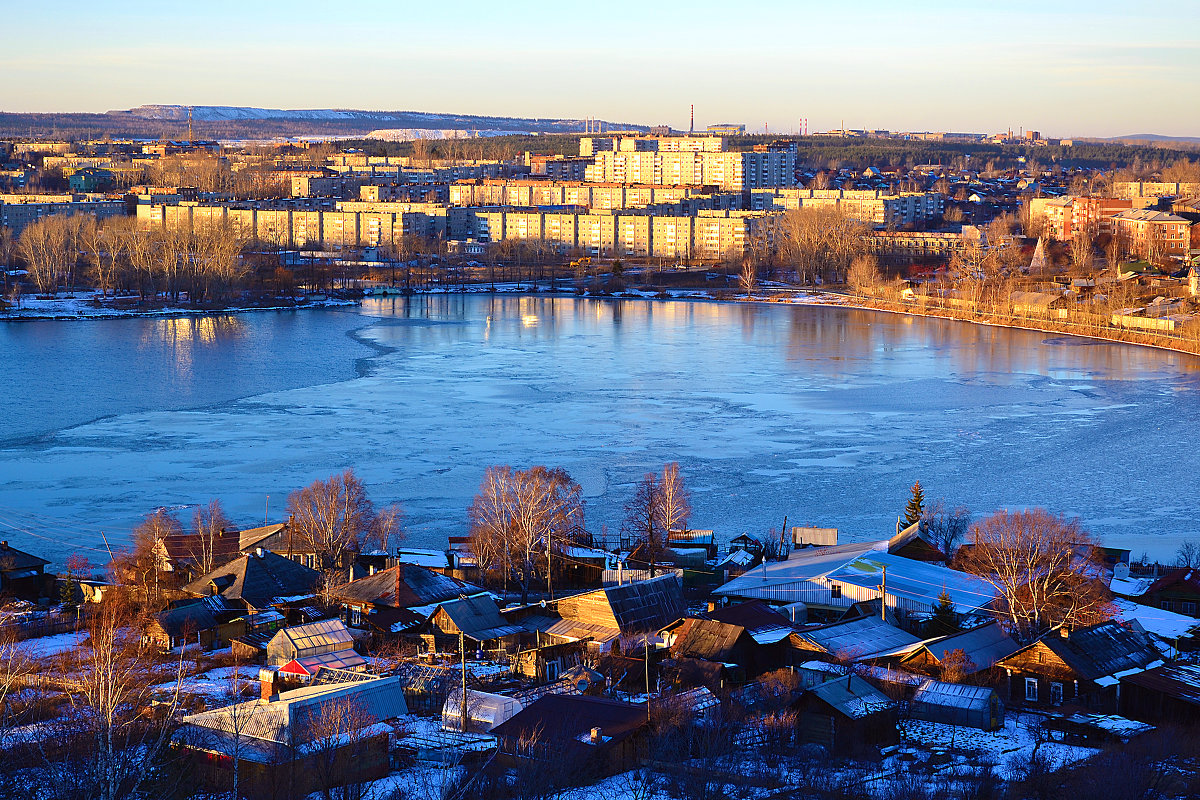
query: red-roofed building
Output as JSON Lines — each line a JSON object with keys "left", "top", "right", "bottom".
{"left": 1140, "top": 567, "right": 1200, "bottom": 618}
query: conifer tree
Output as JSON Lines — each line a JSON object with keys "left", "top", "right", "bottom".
{"left": 924, "top": 589, "right": 960, "bottom": 638}
{"left": 902, "top": 481, "right": 925, "bottom": 528}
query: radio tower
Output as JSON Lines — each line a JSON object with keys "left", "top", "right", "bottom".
{"left": 690, "top": 104, "right": 694, "bottom": 134}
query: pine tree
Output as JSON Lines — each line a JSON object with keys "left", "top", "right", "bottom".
{"left": 902, "top": 480, "right": 925, "bottom": 528}
{"left": 924, "top": 589, "right": 959, "bottom": 638}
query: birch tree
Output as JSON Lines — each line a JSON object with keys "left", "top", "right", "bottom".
{"left": 959, "top": 509, "right": 1113, "bottom": 642}
{"left": 286, "top": 469, "right": 403, "bottom": 579}
{"left": 189, "top": 499, "right": 234, "bottom": 577}
{"left": 468, "top": 465, "right": 585, "bottom": 603}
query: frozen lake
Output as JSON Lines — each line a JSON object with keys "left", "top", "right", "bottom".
{"left": 2, "top": 294, "right": 1199, "bottom": 568}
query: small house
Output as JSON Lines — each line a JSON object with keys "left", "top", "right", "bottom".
{"left": 556, "top": 574, "right": 687, "bottom": 644}
{"left": 334, "top": 564, "right": 482, "bottom": 635}
{"left": 1138, "top": 568, "right": 1200, "bottom": 618}
{"left": 0, "top": 541, "right": 50, "bottom": 601}
{"left": 887, "top": 523, "right": 945, "bottom": 562}
{"left": 420, "top": 593, "right": 524, "bottom": 653}
{"left": 910, "top": 680, "right": 1004, "bottom": 731}
{"left": 995, "top": 621, "right": 1163, "bottom": 711}
{"left": 182, "top": 549, "right": 322, "bottom": 613}
{"left": 794, "top": 674, "right": 898, "bottom": 753}
{"left": 266, "top": 618, "right": 358, "bottom": 667}
{"left": 147, "top": 602, "right": 247, "bottom": 651}
{"left": 492, "top": 694, "right": 650, "bottom": 778}
{"left": 1119, "top": 662, "right": 1200, "bottom": 726}
{"left": 155, "top": 529, "right": 242, "bottom": 585}
{"left": 179, "top": 676, "right": 406, "bottom": 799}
{"left": 899, "top": 621, "right": 1019, "bottom": 679}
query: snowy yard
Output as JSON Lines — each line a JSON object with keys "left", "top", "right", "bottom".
{"left": 898, "top": 712, "right": 1096, "bottom": 769}
{"left": 18, "top": 631, "right": 86, "bottom": 659}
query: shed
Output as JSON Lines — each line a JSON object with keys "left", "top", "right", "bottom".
{"left": 278, "top": 649, "right": 368, "bottom": 679}
{"left": 910, "top": 680, "right": 1003, "bottom": 731}
{"left": 0, "top": 540, "right": 51, "bottom": 600}
{"left": 421, "top": 593, "right": 524, "bottom": 651}
{"left": 1119, "top": 662, "right": 1200, "bottom": 725}
{"left": 442, "top": 689, "right": 523, "bottom": 733}
{"left": 266, "top": 618, "right": 357, "bottom": 667}
{"left": 789, "top": 615, "right": 922, "bottom": 663}
{"left": 492, "top": 694, "right": 649, "bottom": 777}
{"left": 795, "top": 674, "right": 898, "bottom": 753}
{"left": 900, "top": 621, "right": 1019, "bottom": 677}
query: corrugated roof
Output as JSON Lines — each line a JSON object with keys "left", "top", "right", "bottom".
{"left": 825, "top": 553, "right": 997, "bottom": 614}
{"left": 901, "top": 622, "right": 1018, "bottom": 674}
{"left": 793, "top": 615, "right": 922, "bottom": 662}
{"left": 156, "top": 603, "right": 218, "bottom": 638}
{"left": 715, "top": 541, "right": 885, "bottom": 600}
{"left": 707, "top": 600, "right": 796, "bottom": 644}
{"left": 0, "top": 541, "right": 50, "bottom": 571}
{"left": 602, "top": 574, "right": 687, "bottom": 634}
{"left": 491, "top": 694, "right": 647, "bottom": 752}
{"left": 912, "top": 679, "right": 996, "bottom": 711}
{"left": 1120, "top": 663, "right": 1200, "bottom": 705}
{"left": 335, "top": 564, "right": 481, "bottom": 609}
{"left": 280, "top": 650, "right": 367, "bottom": 676}
{"left": 1005, "top": 621, "right": 1162, "bottom": 682}
{"left": 808, "top": 674, "right": 894, "bottom": 719}
{"left": 238, "top": 523, "right": 289, "bottom": 552}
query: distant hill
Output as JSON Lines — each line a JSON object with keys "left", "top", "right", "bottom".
{"left": 1094, "top": 134, "right": 1200, "bottom": 145}
{"left": 0, "top": 105, "right": 647, "bottom": 141}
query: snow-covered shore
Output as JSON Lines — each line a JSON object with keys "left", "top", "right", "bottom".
{"left": 1, "top": 293, "right": 359, "bottom": 321}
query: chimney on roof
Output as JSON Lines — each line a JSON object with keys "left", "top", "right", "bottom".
{"left": 259, "top": 668, "right": 278, "bottom": 702}
{"left": 256, "top": 547, "right": 264, "bottom": 558}
{"left": 590, "top": 726, "right": 603, "bottom": 744}
{"left": 395, "top": 562, "right": 404, "bottom": 605}
{"left": 0, "top": 541, "right": 7, "bottom": 549}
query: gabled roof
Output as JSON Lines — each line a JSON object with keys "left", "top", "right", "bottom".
{"left": 900, "top": 622, "right": 1018, "bottom": 674}
{"left": 334, "top": 564, "right": 481, "bottom": 610}
{"left": 155, "top": 603, "right": 218, "bottom": 639}
{"left": 707, "top": 600, "right": 795, "bottom": 644}
{"left": 280, "top": 650, "right": 367, "bottom": 677}
{"left": 1002, "top": 621, "right": 1162, "bottom": 683}
{"left": 238, "top": 523, "right": 289, "bottom": 553}
{"left": 275, "top": 618, "right": 355, "bottom": 653}
{"left": 491, "top": 694, "right": 647, "bottom": 753}
{"left": 808, "top": 674, "right": 894, "bottom": 719}
{"left": 0, "top": 541, "right": 50, "bottom": 571}
{"left": 715, "top": 540, "right": 885, "bottom": 600}
{"left": 1145, "top": 567, "right": 1200, "bottom": 596}
{"left": 557, "top": 574, "right": 686, "bottom": 636}
{"left": 182, "top": 549, "right": 321, "bottom": 609}
{"left": 792, "top": 615, "right": 922, "bottom": 662}
{"left": 671, "top": 618, "right": 750, "bottom": 662}
{"left": 158, "top": 529, "right": 242, "bottom": 570}
{"left": 912, "top": 679, "right": 997, "bottom": 711}
{"left": 434, "top": 594, "right": 523, "bottom": 642}
{"left": 825, "top": 553, "right": 998, "bottom": 614}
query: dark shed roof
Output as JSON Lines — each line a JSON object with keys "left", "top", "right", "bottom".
{"left": 335, "top": 564, "right": 480, "bottom": 609}
{"left": 156, "top": 603, "right": 218, "bottom": 639}
{"left": 182, "top": 549, "right": 321, "bottom": 609}
{"left": 0, "top": 541, "right": 50, "bottom": 571}
{"left": 491, "top": 694, "right": 647, "bottom": 756}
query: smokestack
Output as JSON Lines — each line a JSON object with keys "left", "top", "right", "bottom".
{"left": 690, "top": 104, "right": 694, "bottom": 134}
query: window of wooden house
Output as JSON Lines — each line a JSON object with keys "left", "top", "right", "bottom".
{"left": 1025, "top": 678, "right": 1038, "bottom": 702}
{"left": 1184, "top": 602, "right": 1197, "bottom": 616}
{"left": 1050, "top": 682, "right": 1063, "bottom": 705}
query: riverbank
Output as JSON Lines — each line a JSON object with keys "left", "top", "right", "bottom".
{"left": 0, "top": 292, "right": 358, "bottom": 321}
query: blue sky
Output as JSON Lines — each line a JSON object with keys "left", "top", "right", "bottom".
{"left": 3, "top": 0, "right": 1197, "bottom": 137}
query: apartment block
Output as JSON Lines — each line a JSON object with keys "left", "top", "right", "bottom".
{"left": 1107, "top": 209, "right": 1192, "bottom": 260}
{"left": 0, "top": 196, "right": 126, "bottom": 235}
{"left": 1112, "top": 182, "right": 1200, "bottom": 200}
{"left": 753, "top": 189, "right": 943, "bottom": 227}
{"left": 1033, "top": 196, "right": 1154, "bottom": 240}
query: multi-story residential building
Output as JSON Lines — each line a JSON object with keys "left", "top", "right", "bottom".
{"left": 1033, "top": 195, "right": 1154, "bottom": 240}
{"left": 579, "top": 135, "right": 795, "bottom": 191}
{"left": 1112, "top": 182, "right": 1200, "bottom": 200}
{"left": 0, "top": 194, "right": 126, "bottom": 235}
{"left": 447, "top": 179, "right": 738, "bottom": 212}
{"left": 290, "top": 172, "right": 371, "bottom": 199}
{"left": 752, "top": 189, "right": 943, "bottom": 228}
{"left": 1107, "top": 209, "right": 1192, "bottom": 261}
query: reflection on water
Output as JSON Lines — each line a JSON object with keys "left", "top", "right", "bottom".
{"left": 6, "top": 294, "right": 1200, "bottom": 566}
{"left": 139, "top": 316, "right": 246, "bottom": 379}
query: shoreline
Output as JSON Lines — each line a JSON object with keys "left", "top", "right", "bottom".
{"left": 7, "top": 284, "right": 1200, "bottom": 362}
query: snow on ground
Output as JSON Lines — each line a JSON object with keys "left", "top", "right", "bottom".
{"left": 164, "top": 665, "right": 259, "bottom": 700}
{"left": 4, "top": 292, "right": 356, "bottom": 320}
{"left": 899, "top": 712, "right": 1096, "bottom": 769}
{"left": 18, "top": 631, "right": 86, "bottom": 659}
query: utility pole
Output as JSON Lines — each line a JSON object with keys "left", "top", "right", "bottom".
{"left": 547, "top": 527, "right": 554, "bottom": 601}
{"left": 644, "top": 635, "right": 651, "bottom": 722}
{"left": 879, "top": 566, "right": 887, "bottom": 620}
{"left": 460, "top": 631, "right": 468, "bottom": 733}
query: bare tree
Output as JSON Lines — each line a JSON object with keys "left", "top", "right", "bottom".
{"left": 1176, "top": 540, "right": 1200, "bottom": 569}
{"left": 655, "top": 462, "right": 691, "bottom": 541}
{"left": 1069, "top": 226, "right": 1097, "bottom": 274}
{"left": 624, "top": 472, "right": 664, "bottom": 577}
{"left": 847, "top": 253, "right": 883, "bottom": 294}
{"left": 739, "top": 258, "right": 757, "bottom": 296}
{"left": 919, "top": 501, "right": 971, "bottom": 559}
{"left": 48, "top": 596, "right": 188, "bottom": 800}
{"left": 301, "top": 696, "right": 380, "bottom": 800}
{"left": 959, "top": 509, "right": 1113, "bottom": 642}
{"left": 112, "top": 508, "right": 183, "bottom": 607}
{"left": 468, "top": 465, "right": 586, "bottom": 603}
{"left": 286, "top": 469, "right": 402, "bottom": 580}
{"left": 189, "top": 499, "right": 234, "bottom": 578}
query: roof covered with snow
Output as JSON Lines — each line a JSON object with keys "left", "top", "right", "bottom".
{"left": 715, "top": 541, "right": 885, "bottom": 599}
{"left": 793, "top": 615, "right": 922, "bottom": 662}
{"left": 1111, "top": 598, "right": 1200, "bottom": 641}
{"left": 825, "top": 553, "right": 997, "bottom": 614}
{"left": 808, "top": 674, "right": 894, "bottom": 719}
{"left": 912, "top": 679, "right": 997, "bottom": 710}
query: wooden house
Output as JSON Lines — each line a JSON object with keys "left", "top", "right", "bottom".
{"left": 899, "top": 621, "right": 1019, "bottom": 680}
{"left": 333, "top": 564, "right": 482, "bottom": 635}
{"left": 1139, "top": 568, "right": 1200, "bottom": 618}
{"left": 236, "top": 523, "right": 354, "bottom": 571}
{"left": 556, "top": 574, "right": 687, "bottom": 645}
{"left": 789, "top": 615, "right": 923, "bottom": 665}
{"left": 492, "top": 694, "right": 650, "bottom": 778}
{"left": 419, "top": 593, "right": 524, "bottom": 653}
{"left": 995, "top": 621, "right": 1163, "bottom": 711}
{"left": 0, "top": 541, "right": 51, "bottom": 601}
{"left": 146, "top": 603, "right": 225, "bottom": 651}
{"left": 794, "top": 674, "right": 898, "bottom": 753}
{"left": 182, "top": 549, "right": 322, "bottom": 613}
{"left": 155, "top": 529, "right": 242, "bottom": 585}
{"left": 887, "top": 523, "right": 945, "bottom": 562}
{"left": 1119, "top": 662, "right": 1200, "bottom": 726}
{"left": 512, "top": 638, "right": 590, "bottom": 683}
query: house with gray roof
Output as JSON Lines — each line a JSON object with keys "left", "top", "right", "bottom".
{"left": 182, "top": 548, "right": 322, "bottom": 612}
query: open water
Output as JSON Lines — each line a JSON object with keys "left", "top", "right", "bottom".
{"left": 1, "top": 294, "right": 1198, "bottom": 567}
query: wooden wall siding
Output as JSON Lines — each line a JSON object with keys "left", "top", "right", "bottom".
{"left": 558, "top": 591, "right": 621, "bottom": 630}
{"left": 999, "top": 642, "right": 1078, "bottom": 682}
